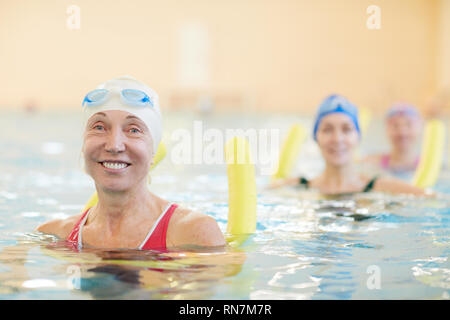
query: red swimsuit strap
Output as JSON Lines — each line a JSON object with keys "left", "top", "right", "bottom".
{"left": 67, "top": 208, "right": 91, "bottom": 244}
{"left": 141, "top": 203, "right": 178, "bottom": 251}
{"left": 66, "top": 204, "right": 178, "bottom": 251}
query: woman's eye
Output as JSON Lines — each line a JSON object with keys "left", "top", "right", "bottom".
{"left": 129, "top": 127, "right": 140, "bottom": 134}
{"left": 94, "top": 125, "right": 104, "bottom": 131}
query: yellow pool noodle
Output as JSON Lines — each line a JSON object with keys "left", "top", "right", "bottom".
{"left": 82, "top": 141, "right": 167, "bottom": 213}
{"left": 151, "top": 141, "right": 167, "bottom": 171}
{"left": 358, "top": 107, "right": 372, "bottom": 136}
{"left": 224, "top": 137, "right": 257, "bottom": 237}
{"left": 272, "top": 124, "right": 306, "bottom": 180}
{"left": 354, "top": 107, "right": 372, "bottom": 161}
{"left": 412, "top": 119, "right": 446, "bottom": 188}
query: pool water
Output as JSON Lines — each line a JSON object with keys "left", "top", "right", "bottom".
{"left": 0, "top": 110, "right": 449, "bottom": 300}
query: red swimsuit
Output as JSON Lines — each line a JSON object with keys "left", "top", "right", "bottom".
{"left": 67, "top": 203, "right": 178, "bottom": 251}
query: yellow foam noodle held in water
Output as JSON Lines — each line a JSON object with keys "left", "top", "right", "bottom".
{"left": 224, "top": 137, "right": 257, "bottom": 244}
{"left": 358, "top": 107, "right": 372, "bottom": 136}
{"left": 272, "top": 124, "right": 306, "bottom": 180}
{"left": 354, "top": 107, "right": 372, "bottom": 161}
{"left": 412, "top": 119, "right": 446, "bottom": 188}
{"left": 82, "top": 141, "right": 167, "bottom": 213}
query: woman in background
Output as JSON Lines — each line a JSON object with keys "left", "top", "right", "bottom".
{"left": 271, "top": 94, "right": 429, "bottom": 196}
{"left": 364, "top": 103, "right": 422, "bottom": 175}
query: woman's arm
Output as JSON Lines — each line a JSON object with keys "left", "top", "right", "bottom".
{"left": 373, "top": 176, "right": 434, "bottom": 197}
{"left": 168, "top": 209, "right": 226, "bottom": 248}
{"left": 182, "top": 214, "right": 226, "bottom": 247}
{"left": 267, "top": 177, "right": 300, "bottom": 189}
{"left": 35, "top": 214, "right": 81, "bottom": 239}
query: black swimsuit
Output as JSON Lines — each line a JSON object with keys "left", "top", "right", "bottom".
{"left": 298, "top": 176, "right": 379, "bottom": 193}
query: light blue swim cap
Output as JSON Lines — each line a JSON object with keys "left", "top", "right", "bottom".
{"left": 385, "top": 102, "right": 420, "bottom": 120}
{"left": 312, "top": 94, "right": 360, "bottom": 141}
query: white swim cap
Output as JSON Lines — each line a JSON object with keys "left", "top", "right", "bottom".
{"left": 82, "top": 76, "right": 162, "bottom": 155}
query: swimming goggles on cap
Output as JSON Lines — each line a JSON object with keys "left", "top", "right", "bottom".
{"left": 318, "top": 95, "right": 358, "bottom": 116}
{"left": 82, "top": 89, "right": 154, "bottom": 108}
{"left": 385, "top": 104, "right": 420, "bottom": 119}
{"left": 313, "top": 94, "right": 360, "bottom": 140}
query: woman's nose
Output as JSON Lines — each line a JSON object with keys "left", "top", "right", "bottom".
{"left": 105, "top": 127, "right": 126, "bottom": 153}
{"left": 331, "top": 130, "right": 344, "bottom": 142}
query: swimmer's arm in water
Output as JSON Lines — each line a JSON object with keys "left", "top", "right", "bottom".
{"left": 167, "top": 208, "right": 226, "bottom": 248}
{"left": 35, "top": 214, "right": 81, "bottom": 239}
{"left": 373, "top": 177, "right": 434, "bottom": 197}
{"left": 267, "top": 177, "right": 301, "bottom": 189}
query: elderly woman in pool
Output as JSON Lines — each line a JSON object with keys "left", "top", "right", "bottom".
{"left": 363, "top": 102, "right": 422, "bottom": 175}
{"left": 272, "top": 95, "right": 429, "bottom": 196}
{"left": 37, "top": 76, "right": 226, "bottom": 250}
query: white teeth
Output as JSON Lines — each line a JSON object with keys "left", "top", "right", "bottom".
{"left": 102, "top": 162, "right": 128, "bottom": 169}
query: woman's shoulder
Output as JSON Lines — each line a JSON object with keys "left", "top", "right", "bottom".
{"left": 35, "top": 212, "right": 86, "bottom": 239}
{"left": 168, "top": 205, "right": 226, "bottom": 247}
{"left": 370, "top": 175, "right": 430, "bottom": 196}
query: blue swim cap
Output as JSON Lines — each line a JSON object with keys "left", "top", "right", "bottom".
{"left": 312, "top": 94, "right": 360, "bottom": 141}
{"left": 385, "top": 102, "right": 420, "bottom": 120}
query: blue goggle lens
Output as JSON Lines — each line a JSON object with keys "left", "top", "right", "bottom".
{"left": 83, "top": 89, "right": 108, "bottom": 106}
{"left": 87, "top": 89, "right": 108, "bottom": 101}
{"left": 122, "top": 89, "right": 153, "bottom": 106}
{"left": 82, "top": 89, "right": 153, "bottom": 107}
{"left": 122, "top": 89, "right": 146, "bottom": 101}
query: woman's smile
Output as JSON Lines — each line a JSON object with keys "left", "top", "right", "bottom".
{"left": 326, "top": 146, "right": 349, "bottom": 157}
{"left": 99, "top": 160, "right": 131, "bottom": 173}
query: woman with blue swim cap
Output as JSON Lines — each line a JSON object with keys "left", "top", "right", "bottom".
{"left": 272, "top": 94, "right": 430, "bottom": 196}
{"left": 36, "top": 76, "right": 226, "bottom": 250}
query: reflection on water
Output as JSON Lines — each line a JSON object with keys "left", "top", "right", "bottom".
{"left": 0, "top": 110, "right": 449, "bottom": 299}
{"left": 2, "top": 189, "right": 446, "bottom": 300}
{"left": 0, "top": 236, "right": 248, "bottom": 300}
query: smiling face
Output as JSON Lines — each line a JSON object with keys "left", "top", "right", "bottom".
{"left": 316, "top": 113, "right": 359, "bottom": 167}
{"left": 386, "top": 115, "right": 421, "bottom": 152}
{"left": 82, "top": 110, "right": 154, "bottom": 193}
